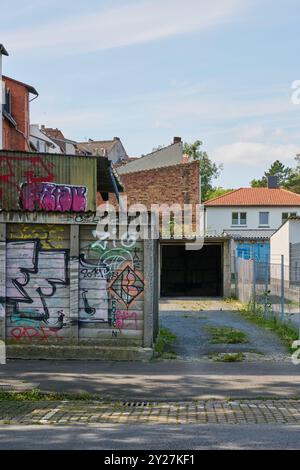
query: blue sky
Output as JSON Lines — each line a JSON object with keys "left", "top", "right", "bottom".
{"left": 2, "top": 0, "right": 300, "bottom": 187}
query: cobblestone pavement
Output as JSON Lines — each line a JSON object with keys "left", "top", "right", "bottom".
{"left": 1, "top": 400, "right": 300, "bottom": 425}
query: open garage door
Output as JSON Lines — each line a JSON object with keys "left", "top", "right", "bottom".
{"left": 161, "top": 244, "right": 223, "bottom": 297}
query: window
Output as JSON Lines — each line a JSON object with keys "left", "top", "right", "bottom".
{"left": 232, "top": 212, "right": 247, "bottom": 226}
{"left": 240, "top": 212, "right": 247, "bottom": 225}
{"left": 3, "top": 87, "right": 11, "bottom": 115}
{"left": 232, "top": 212, "right": 239, "bottom": 225}
{"left": 259, "top": 212, "right": 269, "bottom": 226}
{"left": 282, "top": 212, "right": 297, "bottom": 223}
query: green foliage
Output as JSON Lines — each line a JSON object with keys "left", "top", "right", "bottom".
{"left": 0, "top": 389, "right": 103, "bottom": 402}
{"left": 284, "top": 156, "right": 300, "bottom": 194}
{"left": 183, "top": 140, "right": 223, "bottom": 201}
{"left": 251, "top": 160, "right": 293, "bottom": 188}
{"left": 206, "top": 187, "right": 234, "bottom": 201}
{"left": 239, "top": 304, "right": 298, "bottom": 352}
{"left": 205, "top": 326, "right": 249, "bottom": 344}
{"left": 154, "top": 327, "right": 178, "bottom": 358}
{"left": 209, "top": 352, "right": 245, "bottom": 362}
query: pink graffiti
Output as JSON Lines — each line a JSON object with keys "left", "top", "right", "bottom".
{"left": 20, "top": 182, "right": 87, "bottom": 212}
{"left": 10, "top": 326, "right": 63, "bottom": 341}
{"left": 115, "top": 310, "right": 138, "bottom": 330}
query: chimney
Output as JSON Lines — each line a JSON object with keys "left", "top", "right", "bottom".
{"left": 173, "top": 136, "right": 182, "bottom": 144}
{"left": 267, "top": 176, "right": 279, "bottom": 189}
{"left": 0, "top": 44, "right": 8, "bottom": 150}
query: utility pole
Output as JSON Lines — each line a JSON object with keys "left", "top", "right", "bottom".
{"left": 0, "top": 44, "right": 9, "bottom": 150}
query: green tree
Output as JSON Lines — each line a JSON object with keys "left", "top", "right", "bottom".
{"left": 285, "top": 156, "right": 300, "bottom": 194}
{"left": 206, "top": 187, "right": 234, "bottom": 201}
{"left": 250, "top": 160, "right": 292, "bottom": 187}
{"left": 183, "top": 140, "right": 223, "bottom": 201}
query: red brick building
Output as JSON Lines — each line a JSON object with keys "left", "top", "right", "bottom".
{"left": 117, "top": 160, "right": 200, "bottom": 208}
{"left": 2, "top": 76, "right": 38, "bottom": 151}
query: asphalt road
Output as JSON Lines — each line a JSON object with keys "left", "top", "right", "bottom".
{"left": 1, "top": 360, "right": 299, "bottom": 400}
{"left": 0, "top": 424, "right": 299, "bottom": 450}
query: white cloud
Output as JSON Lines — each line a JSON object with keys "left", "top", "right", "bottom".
{"left": 3, "top": 0, "right": 247, "bottom": 54}
{"left": 212, "top": 142, "right": 300, "bottom": 166}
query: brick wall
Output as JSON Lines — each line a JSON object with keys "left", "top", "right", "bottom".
{"left": 2, "top": 77, "right": 30, "bottom": 151}
{"left": 117, "top": 160, "right": 200, "bottom": 208}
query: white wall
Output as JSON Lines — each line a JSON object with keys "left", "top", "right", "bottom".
{"left": 270, "top": 221, "right": 290, "bottom": 263}
{"left": 108, "top": 140, "right": 128, "bottom": 164}
{"left": 205, "top": 206, "right": 299, "bottom": 235}
{"left": 30, "top": 125, "right": 62, "bottom": 154}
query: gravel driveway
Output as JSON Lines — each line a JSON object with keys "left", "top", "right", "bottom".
{"left": 159, "top": 298, "right": 289, "bottom": 362}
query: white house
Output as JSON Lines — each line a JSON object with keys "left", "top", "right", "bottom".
{"left": 204, "top": 182, "right": 300, "bottom": 263}
{"left": 270, "top": 216, "right": 300, "bottom": 282}
{"left": 76, "top": 137, "right": 128, "bottom": 163}
{"left": 30, "top": 124, "right": 62, "bottom": 153}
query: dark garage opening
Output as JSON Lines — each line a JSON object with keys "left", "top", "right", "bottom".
{"left": 161, "top": 244, "right": 223, "bottom": 297}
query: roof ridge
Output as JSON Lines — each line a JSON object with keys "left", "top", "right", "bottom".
{"left": 204, "top": 188, "right": 241, "bottom": 204}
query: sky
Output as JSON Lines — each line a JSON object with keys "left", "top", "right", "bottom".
{"left": 2, "top": 0, "right": 300, "bottom": 188}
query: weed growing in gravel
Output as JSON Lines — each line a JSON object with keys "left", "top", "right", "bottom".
{"left": 205, "top": 326, "right": 249, "bottom": 344}
{"left": 239, "top": 305, "right": 298, "bottom": 352}
{"left": 154, "top": 327, "right": 178, "bottom": 360}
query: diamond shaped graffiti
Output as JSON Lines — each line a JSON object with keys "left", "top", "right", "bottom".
{"left": 108, "top": 263, "right": 144, "bottom": 308}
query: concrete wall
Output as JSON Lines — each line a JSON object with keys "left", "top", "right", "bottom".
{"left": 0, "top": 215, "right": 157, "bottom": 360}
{"left": 205, "top": 206, "right": 300, "bottom": 236}
{"left": 117, "top": 142, "right": 183, "bottom": 175}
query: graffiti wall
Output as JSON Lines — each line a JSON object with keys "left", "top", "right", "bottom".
{"left": 79, "top": 225, "right": 144, "bottom": 344}
{"left": 0, "top": 153, "right": 96, "bottom": 211}
{"left": 0, "top": 223, "right": 146, "bottom": 347}
{"left": 4, "top": 225, "right": 71, "bottom": 342}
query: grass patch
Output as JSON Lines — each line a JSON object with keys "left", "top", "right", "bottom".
{"left": 205, "top": 326, "right": 249, "bottom": 344}
{"left": 0, "top": 388, "right": 103, "bottom": 402}
{"left": 208, "top": 352, "right": 245, "bottom": 362}
{"left": 154, "top": 327, "right": 178, "bottom": 360}
{"left": 239, "top": 305, "right": 298, "bottom": 352}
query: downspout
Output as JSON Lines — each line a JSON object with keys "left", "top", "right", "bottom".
{"left": 0, "top": 44, "right": 9, "bottom": 150}
{"left": 108, "top": 162, "right": 125, "bottom": 212}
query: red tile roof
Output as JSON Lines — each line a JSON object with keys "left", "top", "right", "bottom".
{"left": 204, "top": 188, "right": 300, "bottom": 206}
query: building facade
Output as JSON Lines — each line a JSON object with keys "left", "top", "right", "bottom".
{"left": 2, "top": 76, "right": 38, "bottom": 152}
{"left": 205, "top": 186, "right": 300, "bottom": 264}
{"left": 0, "top": 150, "right": 158, "bottom": 360}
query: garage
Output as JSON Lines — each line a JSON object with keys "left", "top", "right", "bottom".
{"left": 160, "top": 243, "right": 224, "bottom": 297}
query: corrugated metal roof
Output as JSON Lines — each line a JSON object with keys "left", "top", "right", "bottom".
{"left": 0, "top": 150, "right": 122, "bottom": 212}
{"left": 223, "top": 229, "right": 275, "bottom": 240}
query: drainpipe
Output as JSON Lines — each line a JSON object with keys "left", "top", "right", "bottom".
{"left": 0, "top": 45, "right": 8, "bottom": 150}
{"left": 108, "top": 162, "right": 125, "bottom": 212}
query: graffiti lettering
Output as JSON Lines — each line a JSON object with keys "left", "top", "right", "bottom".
{"left": 79, "top": 256, "right": 109, "bottom": 322}
{"left": 11, "top": 325, "right": 62, "bottom": 341}
{"left": 108, "top": 262, "right": 144, "bottom": 308}
{"left": 8, "top": 224, "right": 65, "bottom": 249}
{"left": 20, "top": 182, "right": 87, "bottom": 212}
{"left": 1, "top": 240, "right": 69, "bottom": 330}
{"left": 115, "top": 310, "right": 138, "bottom": 330}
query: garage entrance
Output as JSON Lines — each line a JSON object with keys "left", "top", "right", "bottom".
{"left": 160, "top": 244, "right": 223, "bottom": 297}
